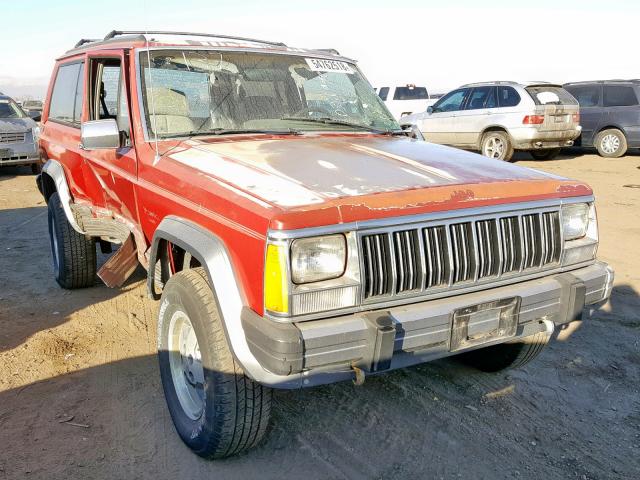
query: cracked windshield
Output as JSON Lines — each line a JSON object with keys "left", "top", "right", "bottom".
{"left": 140, "top": 49, "right": 400, "bottom": 137}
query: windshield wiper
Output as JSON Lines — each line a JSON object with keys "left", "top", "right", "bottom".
{"left": 280, "top": 116, "right": 391, "bottom": 133}
{"left": 163, "top": 128, "right": 301, "bottom": 139}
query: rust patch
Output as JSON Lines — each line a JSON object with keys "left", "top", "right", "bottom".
{"left": 98, "top": 236, "right": 139, "bottom": 288}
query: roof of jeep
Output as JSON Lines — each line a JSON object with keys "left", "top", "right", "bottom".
{"left": 60, "top": 30, "right": 355, "bottom": 63}
{"left": 461, "top": 81, "right": 560, "bottom": 88}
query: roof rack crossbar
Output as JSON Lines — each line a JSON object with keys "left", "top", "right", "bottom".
{"left": 74, "top": 38, "right": 100, "bottom": 48}
{"left": 103, "top": 30, "right": 287, "bottom": 47}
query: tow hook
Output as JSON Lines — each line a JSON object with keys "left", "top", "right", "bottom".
{"left": 351, "top": 363, "right": 365, "bottom": 386}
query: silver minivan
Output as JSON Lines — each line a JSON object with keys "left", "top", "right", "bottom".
{"left": 402, "top": 81, "right": 581, "bottom": 161}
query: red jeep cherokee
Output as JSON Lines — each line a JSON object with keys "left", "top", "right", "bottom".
{"left": 37, "top": 30, "right": 613, "bottom": 458}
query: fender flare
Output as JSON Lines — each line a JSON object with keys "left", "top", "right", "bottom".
{"left": 147, "top": 216, "right": 303, "bottom": 389}
{"left": 40, "top": 159, "right": 85, "bottom": 235}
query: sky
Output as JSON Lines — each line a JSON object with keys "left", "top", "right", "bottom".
{"left": 0, "top": 0, "right": 638, "bottom": 99}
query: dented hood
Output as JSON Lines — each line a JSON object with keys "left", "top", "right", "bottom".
{"left": 169, "top": 134, "right": 591, "bottom": 229}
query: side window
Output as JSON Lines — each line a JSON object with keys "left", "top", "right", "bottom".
{"left": 432, "top": 89, "right": 468, "bottom": 113}
{"left": 90, "top": 59, "right": 130, "bottom": 138}
{"left": 603, "top": 85, "right": 638, "bottom": 107}
{"left": 49, "top": 62, "right": 84, "bottom": 126}
{"left": 378, "top": 87, "right": 390, "bottom": 101}
{"left": 565, "top": 85, "right": 600, "bottom": 107}
{"left": 465, "top": 86, "right": 495, "bottom": 110}
{"left": 497, "top": 86, "right": 521, "bottom": 108}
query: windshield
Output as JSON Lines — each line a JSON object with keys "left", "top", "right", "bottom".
{"left": 139, "top": 50, "right": 399, "bottom": 138}
{"left": 0, "top": 99, "right": 25, "bottom": 118}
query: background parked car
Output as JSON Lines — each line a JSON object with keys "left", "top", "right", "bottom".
{"left": 402, "top": 81, "right": 581, "bottom": 161}
{"left": 0, "top": 95, "right": 41, "bottom": 173}
{"left": 375, "top": 84, "right": 441, "bottom": 119}
{"left": 564, "top": 80, "right": 640, "bottom": 158}
{"left": 21, "top": 100, "right": 43, "bottom": 120}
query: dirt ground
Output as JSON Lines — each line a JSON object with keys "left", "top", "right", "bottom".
{"left": 0, "top": 152, "right": 638, "bottom": 480}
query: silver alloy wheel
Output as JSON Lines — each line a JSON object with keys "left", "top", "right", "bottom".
{"left": 168, "top": 309, "right": 205, "bottom": 420}
{"left": 49, "top": 214, "right": 60, "bottom": 276}
{"left": 601, "top": 134, "right": 620, "bottom": 155}
{"left": 483, "top": 136, "right": 505, "bottom": 159}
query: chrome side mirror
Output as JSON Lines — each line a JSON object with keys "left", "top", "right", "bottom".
{"left": 400, "top": 123, "right": 424, "bottom": 141}
{"left": 81, "top": 119, "right": 121, "bottom": 150}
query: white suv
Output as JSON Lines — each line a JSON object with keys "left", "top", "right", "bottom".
{"left": 375, "top": 84, "right": 440, "bottom": 120}
{"left": 402, "top": 81, "right": 581, "bottom": 161}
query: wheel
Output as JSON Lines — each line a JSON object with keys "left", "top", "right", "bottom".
{"left": 456, "top": 331, "right": 550, "bottom": 372}
{"left": 595, "top": 129, "right": 627, "bottom": 158}
{"left": 157, "top": 268, "right": 272, "bottom": 459}
{"left": 530, "top": 148, "right": 561, "bottom": 160}
{"left": 481, "top": 131, "right": 514, "bottom": 161}
{"left": 47, "top": 192, "right": 96, "bottom": 289}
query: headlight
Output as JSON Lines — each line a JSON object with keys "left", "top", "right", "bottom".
{"left": 561, "top": 203, "right": 589, "bottom": 240}
{"left": 291, "top": 235, "right": 346, "bottom": 284}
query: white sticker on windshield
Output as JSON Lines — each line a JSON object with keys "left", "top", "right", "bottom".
{"left": 305, "top": 58, "right": 354, "bottom": 74}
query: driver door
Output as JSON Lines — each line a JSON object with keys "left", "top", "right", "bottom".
{"left": 419, "top": 88, "right": 470, "bottom": 145}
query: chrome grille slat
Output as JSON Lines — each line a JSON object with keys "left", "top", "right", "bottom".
{"left": 0, "top": 132, "right": 26, "bottom": 144}
{"left": 361, "top": 209, "right": 562, "bottom": 301}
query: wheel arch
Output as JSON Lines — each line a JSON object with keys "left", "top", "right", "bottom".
{"left": 148, "top": 216, "right": 302, "bottom": 389}
{"left": 595, "top": 125, "right": 628, "bottom": 139}
{"left": 39, "top": 159, "right": 85, "bottom": 234}
{"left": 477, "top": 125, "right": 510, "bottom": 150}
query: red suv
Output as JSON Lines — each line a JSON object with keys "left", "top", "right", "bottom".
{"left": 37, "top": 30, "right": 613, "bottom": 459}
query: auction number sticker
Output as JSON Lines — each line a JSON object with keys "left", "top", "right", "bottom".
{"left": 305, "top": 58, "right": 355, "bottom": 74}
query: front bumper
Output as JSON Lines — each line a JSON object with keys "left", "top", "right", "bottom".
{"left": 242, "top": 261, "right": 613, "bottom": 388}
{"left": 0, "top": 140, "right": 38, "bottom": 167}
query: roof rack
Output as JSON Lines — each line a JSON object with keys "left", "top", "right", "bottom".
{"left": 102, "top": 30, "right": 287, "bottom": 47}
{"left": 74, "top": 38, "right": 100, "bottom": 48}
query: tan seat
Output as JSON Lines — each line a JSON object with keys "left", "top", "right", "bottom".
{"left": 146, "top": 87, "right": 195, "bottom": 136}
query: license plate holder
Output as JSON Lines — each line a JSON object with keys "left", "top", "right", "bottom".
{"left": 450, "top": 297, "right": 520, "bottom": 351}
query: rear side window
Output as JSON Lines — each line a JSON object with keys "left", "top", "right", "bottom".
{"left": 497, "top": 86, "right": 521, "bottom": 108}
{"left": 465, "top": 86, "right": 497, "bottom": 110}
{"left": 603, "top": 85, "right": 638, "bottom": 107}
{"left": 377, "top": 87, "right": 390, "bottom": 101}
{"left": 393, "top": 86, "right": 428, "bottom": 101}
{"left": 49, "top": 62, "right": 84, "bottom": 126}
{"left": 565, "top": 85, "right": 600, "bottom": 107}
{"left": 526, "top": 86, "right": 578, "bottom": 106}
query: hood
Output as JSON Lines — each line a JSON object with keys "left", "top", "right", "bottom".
{"left": 168, "top": 134, "right": 591, "bottom": 229}
{"left": 0, "top": 117, "right": 36, "bottom": 133}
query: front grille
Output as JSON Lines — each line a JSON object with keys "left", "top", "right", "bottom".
{"left": 361, "top": 210, "right": 562, "bottom": 301}
{"left": 0, "top": 132, "right": 26, "bottom": 144}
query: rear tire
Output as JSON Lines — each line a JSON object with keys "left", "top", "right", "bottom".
{"left": 47, "top": 192, "right": 96, "bottom": 289}
{"left": 530, "top": 148, "right": 561, "bottom": 160}
{"left": 595, "top": 129, "right": 627, "bottom": 158}
{"left": 480, "top": 131, "right": 514, "bottom": 161}
{"left": 158, "top": 268, "right": 272, "bottom": 459}
{"left": 456, "top": 331, "right": 550, "bottom": 372}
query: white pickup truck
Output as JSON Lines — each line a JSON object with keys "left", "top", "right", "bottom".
{"left": 375, "top": 84, "right": 442, "bottom": 120}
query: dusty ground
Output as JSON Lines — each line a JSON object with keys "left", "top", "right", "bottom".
{"left": 0, "top": 152, "right": 638, "bottom": 480}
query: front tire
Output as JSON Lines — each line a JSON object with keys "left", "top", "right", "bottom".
{"left": 456, "top": 331, "right": 550, "bottom": 372}
{"left": 47, "top": 192, "right": 96, "bottom": 289}
{"left": 481, "top": 131, "right": 514, "bottom": 161}
{"left": 530, "top": 148, "right": 561, "bottom": 160}
{"left": 595, "top": 128, "right": 627, "bottom": 158}
{"left": 158, "top": 268, "right": 272, "bottom": 459}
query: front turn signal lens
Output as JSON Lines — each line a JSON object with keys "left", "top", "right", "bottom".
{"left": 264, "top": 243, "right": 289, "bottom": 314}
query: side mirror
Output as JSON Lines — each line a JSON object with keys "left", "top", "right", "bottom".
{"left": 427, "top": 106, "right": 434, "bottom": 114}
{"left": 81, "top": 119, "right": 121, "bottom": 150}
{"left": 400, "top": 123, "right": 425, "bottom": 141}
